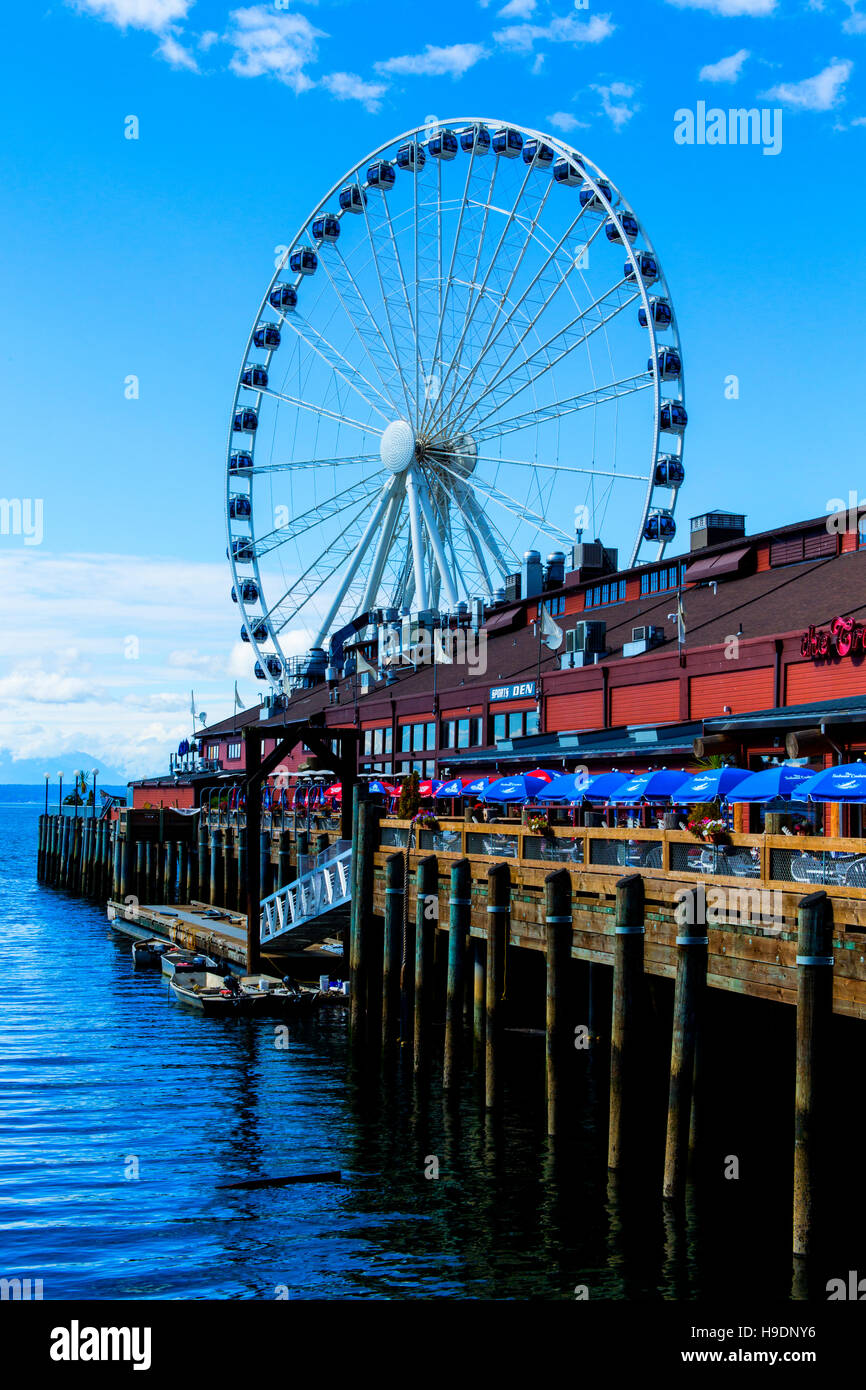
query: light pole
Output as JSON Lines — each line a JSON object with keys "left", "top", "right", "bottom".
{"left": 44, "top": 774, "right": 50, "bottom": 815}
{"left": 74, "top": 771, "right": 83, "bottom": 818}
{"left": 58, "top": 772, "right": 63, "bottom": 814}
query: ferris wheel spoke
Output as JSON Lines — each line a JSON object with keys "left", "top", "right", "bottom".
{"left": 313, "top": 246, "right": 406, "bottom": 415}
{"left": 436, "top": 458, "right": 573, "bottom": 549}
{"left": 424, "top": 142, "right": 479, "bottom": 417}
{"left": 423, "top": 160, "right": 541, "bottom": 436}
{"left": 249, "top": 452, "right": 380, "bottom": 476}
{"left": 258, "top": 386, "right": 382, "bottom": 438}
{"left": 276, "top": 311, "right": 395, "bottom": 422}
{"left": 446, "top": 275, "right": 637, "bottom": 439}
{"left": 441, "top": 485, "right": 494, "bottom": 592}
{"left": 262, "top": 497, "right": 384, "bottom": 633}
{"left": 245, "top": 477, "right": 386, "bottom": 559}
{"left": 357, "top": 180, "right": 416, "bottom": 420}
{"left": 430, "top": 201, "right": 603, "bottom": 439}
{"left": 439, "top": 450, "right": 648, "bottom": 483}
{"left": 468, "top": 372, "right": 654, "bottom": 447}
{"left": 363, "top": 187, "right": 423, "bottom": 419}
{"left": 414, "top": 470, "right": 459, "bottom": 608}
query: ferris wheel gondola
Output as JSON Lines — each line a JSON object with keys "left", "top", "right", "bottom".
{"left": 226, "top": 117, "right": 686, "bottom": 693}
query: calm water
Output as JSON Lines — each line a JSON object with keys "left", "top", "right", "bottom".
{"left": 1, "top": 797, "right": 861, "bottom": 1301}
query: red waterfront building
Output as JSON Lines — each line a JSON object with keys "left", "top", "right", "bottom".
{"left": 131, "top": 506, "right": 866, "bottom": 834}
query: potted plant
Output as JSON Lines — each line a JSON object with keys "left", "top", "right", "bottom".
{"left": 528, "top": 813, "right": 553, "bottom": 840}
{"left": 412, "top": 810, "right": 439, "bottom": 831}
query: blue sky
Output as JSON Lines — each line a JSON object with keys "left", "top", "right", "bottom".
{"left": 1, "top": 0, "right": 864, "bottom": 776}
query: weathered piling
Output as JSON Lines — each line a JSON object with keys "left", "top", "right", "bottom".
{"left": 278, "top": 829, "right": 292, "bottom": 888}
{"left": 236, "top": 829, "right": 246, "bottom": 912}
{"left": 120, "top": 826, "right": 130, "bottom": 900}
{"left": 164, "top": 840, "right": 177, "bottom": 905}
{"left": 485, "top": 862, "right": 511, "bottom": 1110}
{"left": 223, "top": 830, "right": 235, "bottom": 908}
{"left": 144, "top": 841, "right": 154, "bottom": 903}
{"left": 178, "top": 840, "right": 189, "bottom": 903}
{"left": 663, "top": 887, "right": 708, "bottom": 1201}
{"left": 381, "top": 851, "right": 404, "bottom": 1049}
{"left": 259, "top": 830, "right": 271, "bottom": 901}
{"left": 545, "top": 868, "right": 573, "bottom": 1137}
{"left": 472, "top": 938, "right": 485, "bottom": 1067}
{"left": 413, "top": 855, "right": 438, "bottom": 1074}
{"left": 210, "top": 827, "right": 223, "bottom": 907}
{"left": 793, "top": 890, "right": 834, "bottom": 1258}
{"left": 37, "top": 815, "right": 45, "bottom": 880}
{"left": 444, "top": 859, "right": 471, "bottom": 1088}
{"left": 608, "top": 874, "right": 646, "bottom": 1168}
{"left": 134, "top": 842, "right": 145, "bottom": 901}
{"left": 197, "top": 819, "right": 208, "bottom": 901}
{"left": 348, "top": 793, "right": 380, "bottom": 1042}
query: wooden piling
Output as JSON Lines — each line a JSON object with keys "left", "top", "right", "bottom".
{"left": 197, "top": 819, "right": 208, "bottom": 902}
{"left": 608, "top": 874, "right": 646, "bottom": 1168}
{"left": 413, "top": 855, "right": 438, "bottom": 1074}
{"left": 210, "top": 827, "right": 222, "bottom": 907}
{"left": 472, "top": 938, "right": 485, "bottom": 1068}
{"left": 223, "top": 830, "right": 234, "bottom": 908}
{"left": 236, "top": 829, "right": 247, "bottom": 912}
{"left": 444, "top": 859, "right": 471, "bottom": 1089}
{"left": 259, "top": 830, "right": 271, "bottom": 901}
{"left": 485, "top": 862, "right": 510, "bottom": 1110}
{"left": 348, "top": 793, "right": 380, "bottom": 1042}
{"left": 178, "top": 839, "right": 189, "bottom": 903}
{"left": 120, "top": 829, "right": 130, "bottom": 901}
{"left": 381, "top": 851, "right": 404, "bottom": 1049}
{"left": 164, "top": 840, "right": 177, "bottom": 906}
{"left": 545, "top": 868, "right": 573, "bottom": 1137}
{"left": 663, "top": 888, "right": 708, "bottom": 1201}
{"left": 277, "top": 829, "right": 291, "bottom": 888}
{"left": 144, "top": 841, "right": 154, "bottom": 904}
{"left": 793, "top": 890, "right": 833, "bottom": 1258}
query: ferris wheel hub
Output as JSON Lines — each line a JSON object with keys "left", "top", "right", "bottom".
{"left": 380, "top": 419, "right": 416, "bottom": 474}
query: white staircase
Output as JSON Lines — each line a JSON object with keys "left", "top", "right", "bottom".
{"left": 260, "top": 843, "right": 352, "bottom": 944}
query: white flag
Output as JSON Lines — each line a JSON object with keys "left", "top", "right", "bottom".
{"left": 434, "top": 629, "right": 454, "bottom": 664}
{"left": 234, "top": 681, "right": 243, "bottom": 712}
{"left": 190, "top": 689, "right": 196, "bottom": 719}
{"left": 355, "top": 648, "right": 379, "bottom": 679}
{"left": 540, "top": 607, "right": 564, "bottom": 651}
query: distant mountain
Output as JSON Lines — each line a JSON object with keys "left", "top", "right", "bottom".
{"left": 0, "top": 750, "right": 129, "bottom": 787}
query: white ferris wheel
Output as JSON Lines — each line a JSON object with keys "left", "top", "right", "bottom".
{"left": 225, "top": 117, "right": 686, "bottom": 690}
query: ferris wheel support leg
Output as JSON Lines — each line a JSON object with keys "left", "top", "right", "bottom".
{"left": 416, "top": 480, "right": 459, "bottom": 609}
{"left": 360, "top": 482, "right": 406, "bottom": 612}
{"left": 310, "top": 479, "right": 398, "bottom": 650}
{"left": 405, "top": 467, "right": 429, "bottom": 611}
{"left": 454, "top": 488, "right": 512, "bottom": 588}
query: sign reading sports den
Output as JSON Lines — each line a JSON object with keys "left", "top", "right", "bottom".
{"left": 489, "top": 681, "right": 537, "bottom": 702}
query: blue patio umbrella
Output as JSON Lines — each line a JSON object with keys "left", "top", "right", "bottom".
{"left": 478, "top": 773, "right": 549, "bottom": 803}
{"left": 671, "top": 766, "right": 752, "bottom": 802}
{"left": 462, "top": 774, "right": 500, "bottom": 797}
{"left": 729, "top": 765, "right": 814, "bottom": 802}
{"left": 537, "top": 771, "right": 623, "bottom": 802}
{"left": 796, "top": 762, "right": 866, "bottom": 802}
{"left": 435, "top": 775, "right": 479, "bottom": 798}
{"left": 609, "top": 769, "right": 690, "bottom": 804}
{"left": 574, "top": 772, "right": 630, "bottom": 802}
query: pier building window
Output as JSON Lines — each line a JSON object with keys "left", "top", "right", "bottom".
{"left": 400, "top": 720, "right": 436, "bottom": 753}
{"left": 538, "top": 595, "right": 565, "bottom": 617}
{"left": 491, "top": 708, "right": 540, "bottom": 742}
{"left": 639, "top": 563, "right": 684, "bottom": 596}
{"left": 207, "top": 743, "right": 219, "bottom": 759}
{"left": 227, "top": 741, "right": 242, "bottom": 761}
{"left": 441, "top": 716, "right": 483, "bottom": 748}
{"left": 585, "top": 578, "right": 627, "bottom": 608}
{"left": 364, "top": 725, "right": 392, "bottom": 756}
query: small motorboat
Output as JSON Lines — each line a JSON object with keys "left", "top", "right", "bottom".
{"left": 161, "top": 950, "right": 219, "bottom": 978}
{"left": 169, "top": 970, "right": 270, "bottom": 1017}
{"left": 131, "top": 938, "right": 170, "bottom": 968}
{"left": 239, "top": 974, "right": 322, "bottom": 1017}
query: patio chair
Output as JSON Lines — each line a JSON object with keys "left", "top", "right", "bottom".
{"left": 843, "top": 857, "right": 866, "bottom": 888}
{"left": 642, "top": 845, "right": 662, "bottom": 868}
{"left": 790, "top": 853, "right": 822, "bottom": 883}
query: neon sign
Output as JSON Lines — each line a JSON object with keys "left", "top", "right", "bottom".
{"left": 801, "top": 615, "right": 866, "bottom": 659}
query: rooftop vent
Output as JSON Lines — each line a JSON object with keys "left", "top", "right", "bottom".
{"left": 689, "top": 510, "right": 746, "bottom": 552}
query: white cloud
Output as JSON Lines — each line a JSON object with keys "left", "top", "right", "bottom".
{"left": 198, "top": 29, "right": 219, "bottom": 49}
{"left": 321, "top": 70, "right": 388, "bottom": 111}
{"left": 665, "top": 0, "right": 776, "bottom": 13}
{"left": 531, "top": 52, "right": 545, "bottom": 74}
{"left": 592, "top": 81, "right": 639, "bottom": 128}
{"left": 699, "top": 48, "right": 750, "bottom": 82}
{"left": 68, "top": 0, "right": 193, "bottom": 28}
{"left": 375, "top": 42, "right": 488, "bottom": 78}
{"left": 225, "top": 5, "right": 325, "bottom": 92}
{"left": 157, "top": 32, "right": 199, "bottom": 69}
{"left": 762, "top": 59, "right": 852, "bottom": 110}
{"left": 499, "top": 0, "right": 537, "bottom": 16}
{"left": 495, "top": 11, "right": 614, "bottom": 52}
{"left": 843, "top": 2, "right": 866, "bottom": 33}
{"left": 547, "top": 109, "right": 589, "bottom": 131}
